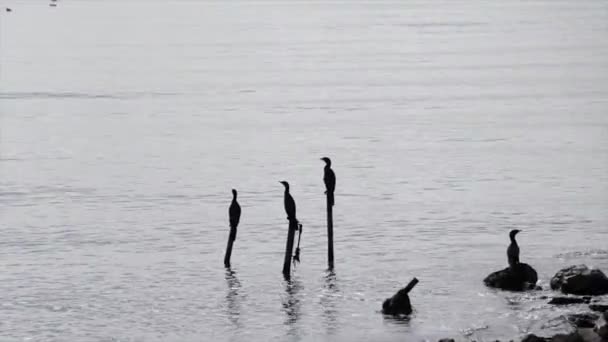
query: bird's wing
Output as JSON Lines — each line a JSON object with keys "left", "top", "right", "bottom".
{"left": 329, "top": 169, "right": 336, "bottom": 192}
{"left": 229, "top": 202, "right": 241, "bottom": 227}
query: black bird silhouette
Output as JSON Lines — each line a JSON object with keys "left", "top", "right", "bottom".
{"left": 280, "top": 181, "right": 296, "bottom": 221}
{"left": 6, "top": 7, "right": 12, "bottom": 12}
{"left": 507, "top": 229, "right": 521, "bottom": 267}
{"left": 321, "top": 157, "right": 336, "bottom": 206}
{"left": 229, "top": 189, "right": 241, "bottom": 239}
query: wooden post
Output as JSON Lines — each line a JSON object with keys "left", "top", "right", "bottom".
{"left": 326, "top": 195, "right": 334, "bottom": 270}
{"left": 403, "top": 277, "right": 419, "bottom": 294}
{"left": 224, "top": 228, "right": 237, "bottom": 268}
{"left": 282, "top": 219, "right": 298, "bottom": 279}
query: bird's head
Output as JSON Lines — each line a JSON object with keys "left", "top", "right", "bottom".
{"left": 231, "top": 189, "right": 237, "bottom": 197}
{"left": 320, "top": 157, "right": 331, "bottom": 166}
{"left": 509, "top": 229, "right": 521, "bottom": 239}
{"left": 279, "top": 181, "right": 289, "bottom": 190}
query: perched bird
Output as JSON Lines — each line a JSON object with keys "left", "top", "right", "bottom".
{"left": 321, "top": 157, "right": 336, "bottom": 206}
{"left": 229, "top": 189, "right": 241, "bottom": 239}
{"left": 507, "top": 229, "right": 521, "bottom": 268}
{"left": 280, "top": 181, "right": 296, "bottom": 221}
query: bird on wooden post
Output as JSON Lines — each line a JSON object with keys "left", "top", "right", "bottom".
{"left": 224, "top": 189, "right": 241, "bottom": 268}
{"left": 321, "top": 157, "right": 336, "bottom": 269}
{"left": 229, "top": 189, "right": 241, "bottom": 233}
{"left": 280, "top": 181, "right": 298, "bottom": 279}
{"left": 321, "top": 157, "right": 336, "bottom": 207}
{"left": 280, "top": 181, "right": 296, "bottom": 222}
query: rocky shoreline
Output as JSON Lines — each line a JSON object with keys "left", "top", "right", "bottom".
{"left": 383, "top": 264, "right": 608, "bottom": 342}
{"left": 435, "top": 305, "right": 607, "bottom": 342}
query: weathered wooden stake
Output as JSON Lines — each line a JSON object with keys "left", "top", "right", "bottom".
{"left": 224, "top": 228, "right": 237, "bottom": 268}
{"left": 282, "top": 219, "right": 298, "bottom": 279}
{"left": 404, "top": 277, "right": 419, "bottom": 293}
{"left": 326, "top": 195, "right": 334, "bottom": 270}
{"left": 381, "top": 277, "right": 419, "bottom": 315}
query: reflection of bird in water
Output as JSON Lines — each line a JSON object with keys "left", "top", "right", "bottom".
{"left": 229, "top": 189, "right": 241, "bottom": 238}
{"left": 225, "top": 269, "right": 242, "bottom": 327}
{"left": 321, "top": 157, "right": 336, "bottom": 206}
{"left": 280, "top": 181, "right": 296, "bottom": 221}
{"left": 282, "top": 280, "right": 302, "bottom": 327}
{"left": 507, "top": 229, "right": 521, "bottom": 268}
{"left": 321, "top": 270, "right": 339, "bottom": 332}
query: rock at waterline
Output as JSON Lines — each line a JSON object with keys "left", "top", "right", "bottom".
{"left": 597, "top": 325, "right": 608, "bottom": 340}
{"left": 594, "top": 311, "right": 608, "bottom": 340}
{"left": 522, "top": 329, "right": 605, "bottom": 342}
{"left": 567, "top": 313, "right": 600, "bottom": 328}
{"left": 589, "top": 304, "right": 608, "bottom": 313}
{"left": 522, "top": 332, "right": 587, "bottom": 342}
{"left": 521, "top": 335, "right": 550, "bottom": 342}
{"left": 576, "top": 328, "right": 604, "bottom": 342}
{"left": 484, "top": 263, "right": 538, "bottom": 291}
{"left": 382, "top": 291, "right": 411, "bottom": 315}
{"left": 437, "top": 339, "right": 455, "bottom": 342}
{"left": 549, "top": 296, "right": 592, "bottom": 305}
{"left": 551, "top": 265, "right": 608, "bottom": 296}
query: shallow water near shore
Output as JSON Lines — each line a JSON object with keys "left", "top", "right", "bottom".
{"left": 1, "top": 1, "right": 608, "bottom": 341}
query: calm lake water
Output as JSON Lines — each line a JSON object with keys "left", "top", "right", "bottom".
{"left": 1, "top": 1, "right": 607, "bottom": 341}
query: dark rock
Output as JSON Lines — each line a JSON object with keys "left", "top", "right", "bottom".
{"left": 484, "top": 263, "right": 538, "bottom": 291}
{"left": 589, "top": 304, "right": 608, "bottom": 313}
{"left": 524, "top": 330, "right": 603, "bottom": 342}
{"left": 382, "top": 288, "right": 412, "bottom": 315}
{"left": 567, "top": 313, "right": 600, "bottom": 328}
{"left": 595, "top": 321, "right": 608, "bottom": 340}
{"left": 550, "top": 332, "right": 585, "bottom": 342}
{"left": 438, "top": 339, "right": 455, "bottom": 342}
{"left": 549, "top": 297, "right": 591, "bottom": 305}
{"left": 522, "top": 334, "right": 550, "bottom": 342}
{"left": 551, "top": 265, "right": 608, "bottom": 296}
{"left": 577, "top": 328, "right": 603, "bottom": 342}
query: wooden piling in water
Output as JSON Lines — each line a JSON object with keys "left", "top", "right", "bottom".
{"left": 404, "top": 277, "right": 419, "bottom": 293}
{"left": 224, "top": 227, "right": 237, "bottom": 268}
{"left": 282, "top": 219, "right": 298, "bottom": 279}
{"left": 326, "top": 194, "right": 334, "bottom": 270}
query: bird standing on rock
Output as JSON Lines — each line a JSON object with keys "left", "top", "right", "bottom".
{"left": 280, "top": 181, "right": 296, "bottom": 221}
{"left": 321, "top": 157, "right": 336, "bottom": 207}
{"left": 507, "top": 229, "right": 521, "bottom": 268}
{"left": 229, "top": 189, "right": 241, "bottom": 240}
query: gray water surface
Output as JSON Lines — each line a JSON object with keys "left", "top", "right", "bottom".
{"left": 1, "top": 1, "right": 608, "bottom": 341}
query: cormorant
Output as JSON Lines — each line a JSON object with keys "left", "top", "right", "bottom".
{"left": 321, "top": 157, "right": 336, "bottom": 207}
{"left": 229, "top": 189, "right": 241, "bottom": 237}
{"left": 507, "top": 229, "right": 521, "bottom": 268}
{"left": 280, "top": 181, "right": 296, "bottom": 221}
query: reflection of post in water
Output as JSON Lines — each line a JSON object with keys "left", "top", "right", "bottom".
{"left": 321, "top": 270, "right": 339, "bottom": 334}
{"left": 225, "top": 268, "right": 242, "bottom": 327}
{"left": 282, "top": 279, "right": 302, "bottom": 327}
